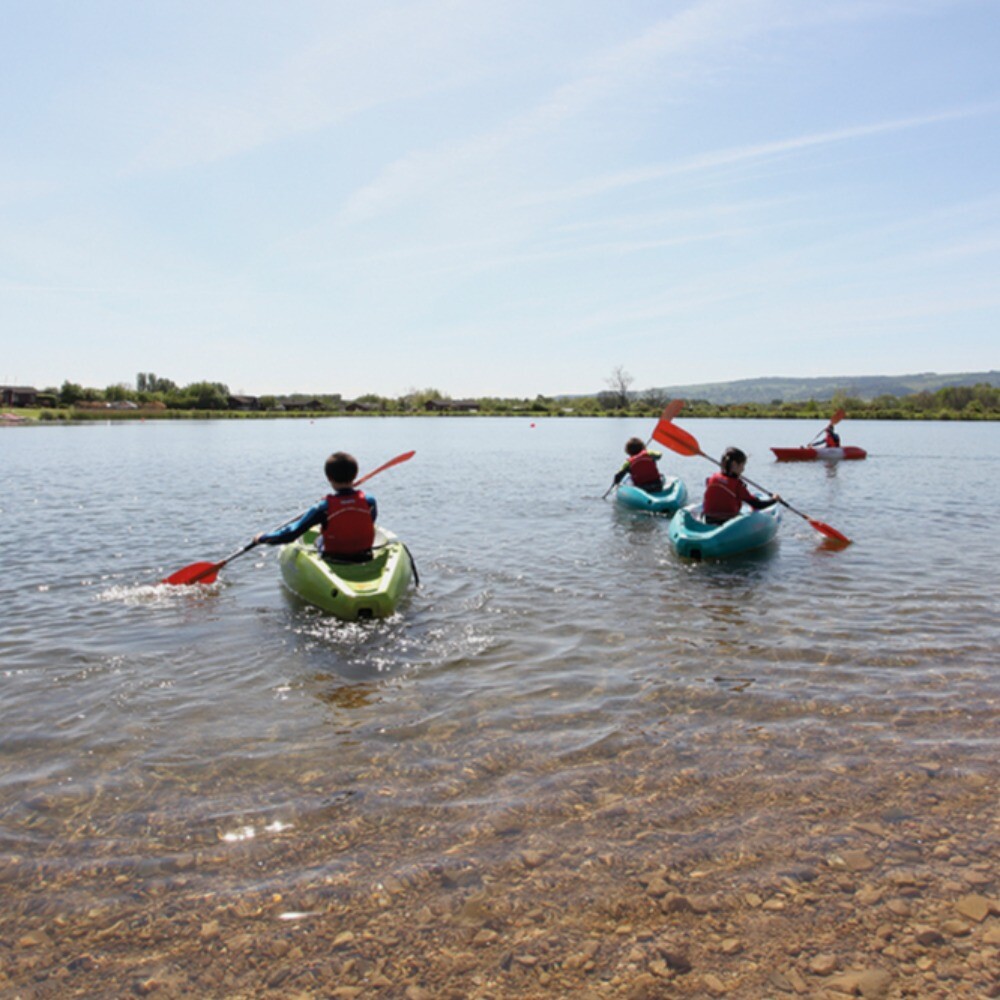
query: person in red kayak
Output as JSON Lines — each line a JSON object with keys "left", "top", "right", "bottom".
{"left": 254, "top": 452, "right": 377, "bottom": 561}
{"left": 703, "top": 447, "right": 781, "bottom": 525}
{"left": 613, "top": 436, "right": 665, "bottom": 492}
{"left": 808, "top": 422, "right": 841, "bottom": 448}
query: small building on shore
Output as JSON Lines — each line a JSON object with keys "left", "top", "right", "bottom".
{"left": 424, "top": 399, "right": 479, "bottom": 413}
{"left": 0, "top": 386, "right": 38, "bottom": 407}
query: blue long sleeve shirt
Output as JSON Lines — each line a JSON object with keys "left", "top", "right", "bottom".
{"left": 257, "top": 491, "right": 377, "bottom": 545}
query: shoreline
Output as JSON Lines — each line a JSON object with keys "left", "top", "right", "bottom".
{"left": 5, "top": 409, "right": 1000, "bottom": 424}
{"left": 3, "top": 738, "right": 996, "bottom": 998}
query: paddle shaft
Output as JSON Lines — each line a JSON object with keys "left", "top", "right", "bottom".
{"left": 651, "top": 418, "right": 850, "bottom": 543}
{"left": 163, "top": 451, "right": 416, "bottom": 584}
{"left": 184, "top": 540, "right": 259, "bottom": 584}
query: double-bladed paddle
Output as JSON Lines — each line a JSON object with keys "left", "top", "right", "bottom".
{"left": 652, "top": 418, "right": 851, "bottom": 545}
{"left": 603, "top": 400, "right": 684, "bottom": 499}
{"left": 807, "top": 407, "right": 846, "bottom": 447}
{"left": 162, "top": 450, "right": 417, "bottom": 586}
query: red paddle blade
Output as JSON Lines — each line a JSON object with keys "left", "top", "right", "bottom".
{"left": 661, "top": 398, "right": 685, "bottom": 422}
{"left": 651, "top": 419, "right": 700, "bottom": 456}
{"left": 808, "top": 518, "right": 851, "bottom": 545}
{"left": 162, "top": 561, "right": 221, "bottom": 586}
{"left": 354, "top": 450, "right": 415, "bottom": 487}
{"left": 651, "top": 399, "right": 685, "bottom": 440}
{"left": 830, "top": 408, "right": 846, "bottom": 425}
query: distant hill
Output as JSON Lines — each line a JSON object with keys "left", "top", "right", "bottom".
{"left": 645, "top": 370, "right": 1000, "bottom": 405}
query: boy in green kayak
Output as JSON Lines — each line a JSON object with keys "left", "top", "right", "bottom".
{"left": 255, "top": 452, "right": 378, "bottom": 561}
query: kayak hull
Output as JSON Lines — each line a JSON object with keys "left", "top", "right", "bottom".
{"left": 615, "top": 477, "right": 688, "bottom": 514}
{"left": 668, "top": 504, "right": 781, "bottom": 560}
{"left": 278, "top": 526, "right": 413, "bottom": 620}
{"left": 771, "top": 446, "right": 867, "bottom": 462}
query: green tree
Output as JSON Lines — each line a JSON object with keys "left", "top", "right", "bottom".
{"left": 105, "top": 383, "right": 133, "bottom": 402}
{"left": 59, "top": 380, "right": 84, "bottom": 405}
{"left": 175, "top": 381, "right": 230, "bottom": 410}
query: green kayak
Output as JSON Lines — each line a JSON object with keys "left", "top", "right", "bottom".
{"left": 278, "top": 526, "right": 414, "bottom": 620}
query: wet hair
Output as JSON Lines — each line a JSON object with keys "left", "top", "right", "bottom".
{"left": 324, "top": 451, "right": 359, "bottom": 485}
{"left": 720, "top": 446, "right": 747, "bottom": 476}
{"left": 625, "top": 436, "right": 646, "bottom": 456}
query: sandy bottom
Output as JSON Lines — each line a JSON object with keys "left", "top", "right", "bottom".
{"left": 2, "top": 733, "right": 998, "bottom": 1000}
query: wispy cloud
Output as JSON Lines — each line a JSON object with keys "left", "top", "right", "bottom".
{"left": 520, "top": 103, "right": 1000, "bottom": 206}
{"left": 338, "top": 0, "right": 795, "bottom": 221}
{"left": 126, "top": 1, "right": 507, "bottom": 174}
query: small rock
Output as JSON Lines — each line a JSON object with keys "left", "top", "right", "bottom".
{"left": 17, "top": 931, "right": 49, "bottom": 948}
{"left": 626, "top": 973, "right": 661, "bottom": 999}
{"left": 855, "top": 885, "right": 883, "bottom": 906}
{"left": 767, "top": 971, "right": 794, "bottom": 992}
{"left": 913, "top": 928, "right": 945, "bottom": 947}
{"left": 332, "top": 931, "right": 356, "bottom": 949}
{"left": 521, "top": 850, "right": 546, "bottom": 869}
{"left": 659, "top": 894, "right": 693, "bottom": 913}
{"left": 720, "top": 938, "right": 743, "bottom": 955}
{"left": 702, "top": 972, "right": 726, "bottom": 994}
{"left": 645, "top": 878, "right": 670, "bottom": 899}
{"left": 885, "top": 898, "right": 912, "bottom": 917}
{"left": 955, "top": 894, "right": 991, "bottom": 922}
{"left": 689, "top": 894, "right": 720, "bottom": 914}
{"left": 200, "top": 920, "right": 220, "bottom": 940}
{"left": 658, "top": 946, "right": 691, "bottom": 973}
{"left": 964, "top": 870, "right": 993, "bottom": 887}
{"left": 940, "top": 919, "right": 972, "bottom": 937}
{"left": 828, "top": 969, "right": 892, "bottom": 999}
{"left": 809, "top": 953, "right": 838, "bottom": 975}
{"left": 839, "top": 850, "right": 876, "bottom": 872}
{"left": 853, "top": 821, "right": 887, "bottom": 837}
{"left": 786, "top": 967, "right": 808, "bottom": 992}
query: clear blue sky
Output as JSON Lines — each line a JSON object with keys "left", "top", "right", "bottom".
{"left": 2, "top": 0, "right": 998, "bottom": 398}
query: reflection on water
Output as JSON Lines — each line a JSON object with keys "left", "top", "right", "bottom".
{"left": 0, "top": 418, "right": 998, "bottom": 994}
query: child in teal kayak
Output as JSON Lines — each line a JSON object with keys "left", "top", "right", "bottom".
{"left": 703, "top": 447, "right": 781, "bottom": 524}
{"left": 255, "top": 452, "right": 378, "bottom": 561}
{"left": 613, "top": 436, "right": 665, "bottom": 492}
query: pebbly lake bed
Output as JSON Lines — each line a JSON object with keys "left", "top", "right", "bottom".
{"left": 1, "top": 416, "right": 997, "bottom": 998}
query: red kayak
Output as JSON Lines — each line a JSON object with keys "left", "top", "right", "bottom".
{"left": 771, "top": 446, "right": 867, "bottom": 462}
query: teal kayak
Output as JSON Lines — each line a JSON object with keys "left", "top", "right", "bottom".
{"left": 668, "top": 504, "right": 781, "bottom": 559}
{"left": 278, "top": 526, "right": 414, "bottom": 620}
{"left": 615, "top": 477, "right": 688, "bottom": 514}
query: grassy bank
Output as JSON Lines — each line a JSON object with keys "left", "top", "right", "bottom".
{"left": 8, "top": 406, "right": 999, "bottom": 423}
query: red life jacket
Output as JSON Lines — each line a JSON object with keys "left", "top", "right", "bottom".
{"left": 824, "top": 429, "right": 841, "bottom": 447}
{"left": 628, "top": 450, "right": 661, "bottom": 488}
{"left": 703, "top": 471, "right": 750, "bottom": 520}
{"left": 322, "top": 491, "right": 375, "bottom": 557}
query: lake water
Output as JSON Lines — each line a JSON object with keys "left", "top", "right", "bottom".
{"left": 1, "top": 416, "right": 997, "bottom": 996}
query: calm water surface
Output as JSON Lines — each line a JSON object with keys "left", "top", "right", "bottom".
{"left": 1, "top": 417, "right": 997, "bottom": 909}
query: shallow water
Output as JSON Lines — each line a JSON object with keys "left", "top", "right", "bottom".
{"left": 1, "top": 416, "right": 997, "bottom": 925}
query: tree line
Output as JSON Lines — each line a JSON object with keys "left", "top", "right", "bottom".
{"left": 29, "top": 371, "right": 1000, "bottom": 420}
